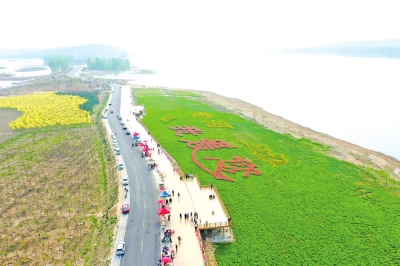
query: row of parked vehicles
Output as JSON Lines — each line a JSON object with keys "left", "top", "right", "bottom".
{"left": 113, "top": 112, "right": 131, "bottom": 256}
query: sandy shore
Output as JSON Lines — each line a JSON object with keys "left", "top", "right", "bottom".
{"left": 130, "top": 85, "right": 400, "bottom": 181}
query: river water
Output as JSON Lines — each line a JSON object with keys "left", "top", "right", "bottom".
{"left": 127, "top": 52, "right": 400, "bottom": 160}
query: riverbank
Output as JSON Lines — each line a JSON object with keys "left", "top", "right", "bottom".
{"left": 131, "top": 85, "right": 400, "bottom": 181}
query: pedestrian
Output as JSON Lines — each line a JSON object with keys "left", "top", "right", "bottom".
{"left": 212, "top": 210, "right": 214, "bottom": 215}
{"left": 132, "top": 143, "right": 134, "bottom": 147}
{"left": 169, "top": 198, "right": 172, "bottom": 204}
{"left": 190, "top": 212, "right": 192, "bottom": 217}
{"left": 172, "top": 190, "right": 174, "bottom": 196}
{"left": 195, "top": 224, "right": 198, "bottom": 231}
{"left": 148, "top": 131, "right": 150, "bottom": 135}
{"left": 211, "top": 184, "right": 213, "bottom": 190}
{"left": 179, "top": 213, "right": 182, "bottom": 220}
{"left": 178, "top": 192, "right": 180, "bottom": 199}
{"left": 115, "top": 132, "right": 117, "bottom": 136}
{"left": 200, "top": 218, "right": 201, "bottom": 223}
{"left": 175, "top": 244, "right": 178, "bottom": 252}
{"left": 191, "top": 217, "right": 194, "bottom": 223}
{"left": 168, "top": 215, "right": 171, "bottom": 221}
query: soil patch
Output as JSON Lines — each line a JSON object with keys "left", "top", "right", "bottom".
{"left": 0, "top": 108, "right": 21, "bottom": 142}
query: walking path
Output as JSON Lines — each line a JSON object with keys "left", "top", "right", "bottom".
{"left": 119, "top": 86, "right": 230, "bottom": 265}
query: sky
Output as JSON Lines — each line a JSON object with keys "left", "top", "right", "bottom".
{"left": 1, "top": 0, "right": 399, "bottom": 57}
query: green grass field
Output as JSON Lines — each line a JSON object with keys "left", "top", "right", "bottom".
{"left": 137, "top": 93, "right": 400, "bottom": 265}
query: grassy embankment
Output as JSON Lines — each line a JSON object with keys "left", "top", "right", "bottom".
{"left": 135, "top": 88, "right": 400, "bottom": 265}
{"left": 0, "top": 84, "right": 119, "bottom": 265}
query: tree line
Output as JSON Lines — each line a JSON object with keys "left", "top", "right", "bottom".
{"left": 43, "top": 56, "right": 70, "bottom": 72}
{"left": 86, "top": 57, "right": 130, "bottom": 71}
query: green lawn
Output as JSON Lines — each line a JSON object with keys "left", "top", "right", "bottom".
{"left": 134, "top": 88, "right": 167, "bottom": 96}
{"left": 138, "top": 94, "right": 400, "bottom": 265}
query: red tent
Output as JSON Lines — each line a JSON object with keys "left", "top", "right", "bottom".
{"left": 143, "top": 147, "right": 151, "bottom": 152}
{"left": 158, "top": 206, "right": 171, "bottom": 215}
{"left": 157, "top": 199, "right": 165, "bottom": 204}
{"left": 161, "top": 257, "right": 172, "bottom": 263}
{"left": 133, "top": 132, "right": 140, "bottom": 136}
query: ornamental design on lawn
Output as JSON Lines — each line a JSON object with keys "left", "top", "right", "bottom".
{"left": 161, "top": 116, "right": 177, "bottom": 123}
{"left": 180, "top": 139, "right": 262, "bottom": 181}
{"left": 202, "top": 120, "right": 233, "bottom": 129}
{"left": 241, "top": 142, "right": 288, "bottom": 167}
{"left": 188, "top": 112, "right": 213, "bottom": 118}
{"left": 168, "top": 126, "right": 204, "bottom": 136}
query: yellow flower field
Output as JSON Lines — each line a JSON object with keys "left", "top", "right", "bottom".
{"left": 0, "top": 92, "right": 91, "bottom": 129}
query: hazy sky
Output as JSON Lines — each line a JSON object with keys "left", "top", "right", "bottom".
{"left": 1, "top": 0, "right": 399, "bottom": 55}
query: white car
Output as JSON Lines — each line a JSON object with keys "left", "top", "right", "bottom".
{"left": 120, "top": 121, "right": 125, "bottom": 125}
{"left": 114, "top": 145, "right": 119, "bottom": 150}
{"left": 122, "top": 176, "right": 129, "bottom": 186}
{"left": 113, "top": 138, "right": 118, "bottom": 144}
{"left": 116, "top": 242, "right": 125, "bottom": 255}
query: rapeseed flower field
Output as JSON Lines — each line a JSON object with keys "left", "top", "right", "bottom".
{"left": 0, "top": 92, "right": 91, "bottom": 129}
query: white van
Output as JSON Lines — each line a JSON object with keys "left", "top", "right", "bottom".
{"left": 118, "top": 162, "right": 124, "bottom": 170}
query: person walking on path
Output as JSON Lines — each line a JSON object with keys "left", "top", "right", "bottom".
{"left": 179, "top": 213, "right": 182, "bottom": 220}
{"left": 211, "top": 184, "right": 213, "bottom": 190}
{"left": 175, "top": 244, "right": 178, "bottom": 252}
{"left": 178, "top": 192, "right": 180, "bottom": 199}
{"left": 172, "top": 189, "right": 174, "bottom": 196}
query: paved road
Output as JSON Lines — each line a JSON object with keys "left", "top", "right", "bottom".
{"left": 68, "top": 65, "right": 85, "bottom": 78}
{"left": 108, "top": 84, "right": 160, "bottom": 265}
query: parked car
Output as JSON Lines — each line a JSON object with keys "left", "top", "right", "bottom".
{"left": 120, "top": 121, "right": 125, "bottom": 125}
{"left": 116, "top": 242, "right": 126, "bottom": 255}
{"left": 122, "top": 176, "right": 129, "bottom": 185}
{"left": 116, "top": 148, "right": 121, "bottom": 155}
{"left": 122, "top": 204, "right": 130, "bottom": 214}
{"left": 118, "top": 162, "right": 124, "bottom": 170}
{"left": 123, "top": 125, "right": 127, "bottom": 130}
{"left": 126, "top": 130, "right": 131, "bottom": 135}
{"left": 114, "top": 145, "right": 119, "bottom": 150}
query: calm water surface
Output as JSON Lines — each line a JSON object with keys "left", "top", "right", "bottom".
{"left": 129, "top": 52, "right": 400, "bottom": 160}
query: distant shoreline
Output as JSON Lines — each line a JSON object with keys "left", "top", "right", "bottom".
{"left": 130, "top": 84, "right": 400, "bottom": 181}
{"left": 16, "top": 66, "right": 48, "bottom": 72}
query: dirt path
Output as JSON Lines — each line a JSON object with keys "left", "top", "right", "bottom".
{"left": 190, "top": 90, "right": 400, "bottom": 180}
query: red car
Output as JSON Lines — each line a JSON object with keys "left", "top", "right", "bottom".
{"left": 122, "top": 204, "right": 130, "bottom": 214}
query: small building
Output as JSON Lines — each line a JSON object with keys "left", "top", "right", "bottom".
{"left": 132, "top": 105, "right": 146, "bottom": 116}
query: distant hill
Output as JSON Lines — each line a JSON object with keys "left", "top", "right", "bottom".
{"left": 0, "top": 44, "right": 130, "bottom": 62}
{"left": 279, "top": 39, "right": 400, "bottom": 59}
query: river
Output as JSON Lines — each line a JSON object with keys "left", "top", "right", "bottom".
{"left": 127, "top": 52, "right": 400, "bottom": 160}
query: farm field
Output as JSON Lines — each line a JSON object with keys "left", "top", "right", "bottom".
{"left": 136, "top": 90, "right": 400, "bottom": 265}
{"left": 0, "top": 88, "right": 118, "bottom": 265}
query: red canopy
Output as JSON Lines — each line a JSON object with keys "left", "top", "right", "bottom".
{"left": 143, "top": 147, "right": 151, "bottom": 151}
{"left": 139, "top": 143, "right": 146, "bottom": 147}
{"left": 133, "top": 132, "right": 140, "bottom": 136}
{"left": 161, "top": 257, "right": 172, "bottom": 263}
{"left": 158, "top": 206, "right": 171, "bottom": 215}
{"left": 157, "top": 199, "right": 165, "bottom": 204}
